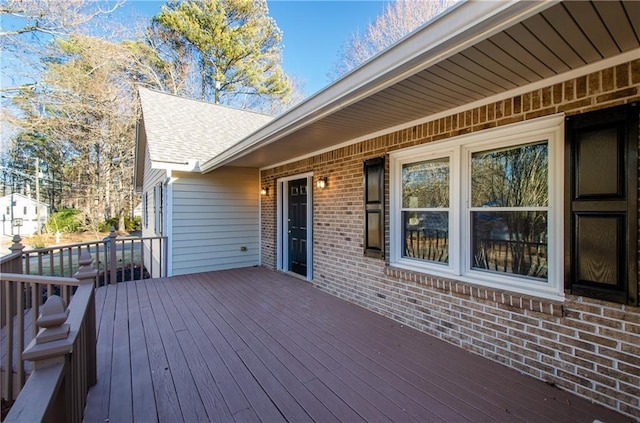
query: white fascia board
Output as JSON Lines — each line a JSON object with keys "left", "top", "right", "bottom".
{"left": 134, "top": 119, "right": 147, "bottom": 191}
{"left": 200, "top": 0, "right": 559, "bottom": 173}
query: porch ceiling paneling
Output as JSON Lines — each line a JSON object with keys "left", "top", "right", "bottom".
{"left": 203, "top": 0, "right": 639, "bottom": 171}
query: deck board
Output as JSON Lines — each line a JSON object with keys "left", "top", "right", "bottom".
{"left": 81, "top": 268, "right": 634, "bottom": 423}
{"left": 83, "top": 283, "right": 117, "bottom": 422}
{"left": 136, "top": 282, "right": 182, "bottom": 423}
{"left": 155, "top": 278, "right": 234, "bottom": 422}
{"left": 109, "top": 281, "right": 133, "bottom": 422}
{"left": 220, "top": 271, "right": 478, "bottom": 422}
{"left": 202, "top": 271, "right": 426, "bottom": 423}
{"left": 145, "top": 280, "right": 210, "bottom": 422}
{"left": 164, "top": 277, "right": 252, "bottom": 416}
{"left": 127, "top": 281, "right": 157, "bottom": 423}
{"left": 180, "top": 274, "right": 287, "bottom": 423}
{"left": 227, "top": 268, "right": 573, "bottom": 421}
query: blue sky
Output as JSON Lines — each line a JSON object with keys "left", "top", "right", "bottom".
{"left": 267, "top": 1, "right": 386, "bottom": 94}
{"left": 125, "top": 0, "right": 388, "bottom": 96}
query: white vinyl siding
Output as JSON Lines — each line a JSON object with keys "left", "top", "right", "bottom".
{"left": 141, "top": 145, "right": 167, "bottom": 276}
{"left": 141, "top": 145, "right": 166, "bottom": 239}
{"left": 170, "top": 167, "right": 259, "bottom": 275}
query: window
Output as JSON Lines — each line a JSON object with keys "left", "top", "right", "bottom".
{"left": 154, "top": 183, "right": 163, "bottom": 236}
{"left": 470, "top": 142, "right": 548, "bottom": 279}
{"left": 402, "top": 157, "right": 450, "bottom": 265}
{"left": 143, "top": 193, "right": 148, "bottom": 229}
{"left": 391, "top": 115, "right": 564, "bottom": 299}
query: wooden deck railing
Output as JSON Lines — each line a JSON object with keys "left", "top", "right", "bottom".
{"left": 2, "top": 249, "right": 97, "bottom": 423}
{"left": 17, "top": 229, "right": 167, "bottom": 287}
{"left": 1, "top": 230, "right": 166, "bottom": 419}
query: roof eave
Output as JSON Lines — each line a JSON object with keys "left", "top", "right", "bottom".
{"left": 200, "top": 0, "right": 558, "bottom": 173}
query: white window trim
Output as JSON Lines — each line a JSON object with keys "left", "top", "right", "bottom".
{"left": 154, "top": 182, "right": 164, "bottom": 236}
{"left": 390, "top": 114, "right": 565, "bottom": 300}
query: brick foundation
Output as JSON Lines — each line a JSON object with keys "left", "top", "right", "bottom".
{"left": 261, "top": 60, "right": 640, "bottom": 418}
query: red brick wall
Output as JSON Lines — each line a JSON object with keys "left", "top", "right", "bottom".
{"left": 261, "top": 60, "right": 640, "bottom": 418}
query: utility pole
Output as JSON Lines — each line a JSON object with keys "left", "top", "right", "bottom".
{"left": 35, "top": 159, "right": 41, "bottom": 235}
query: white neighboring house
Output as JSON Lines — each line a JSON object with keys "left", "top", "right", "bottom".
{"left": 0, "top": 193, "right": 49, "bottom": 236}
{"left": 135, "top": 87, "right": 273, "bottom": 277}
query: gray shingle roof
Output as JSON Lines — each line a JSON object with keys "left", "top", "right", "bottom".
{"left": 138, "top": 87, "right": 274, "bottom": 166}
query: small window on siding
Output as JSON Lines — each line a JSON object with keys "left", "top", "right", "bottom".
{"left": 143, "top": 193, "right": 148, "bottom": 228}
{"left": 364, "top": 157, "right": 385, "bottom": 258}
{"left": 154, "top": 183, "right": 163, "bottom": 236}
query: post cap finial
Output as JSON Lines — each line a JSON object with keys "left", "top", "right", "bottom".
{"left": 37, "top": 295, "right": 69, "bottom": 328}
{"left": 9, "top": 235, "right": 24, "bottom": 253}
{"left": 35, "top": 295, "right": 70, "bottom": 344}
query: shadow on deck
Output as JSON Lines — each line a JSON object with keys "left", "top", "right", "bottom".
{"left": 84, "top": 267, "right": 630, "bottom": 422}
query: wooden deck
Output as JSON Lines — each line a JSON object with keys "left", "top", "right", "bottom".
{"left": 83, "top": 267, "right": 631, "bottom": 423}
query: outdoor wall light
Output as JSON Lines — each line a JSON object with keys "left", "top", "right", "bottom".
{"left": 260, "top": 187, "right": 269, "bottom": 196}
{"left": 316, "top": 177, "right": 328, "bottom": 189}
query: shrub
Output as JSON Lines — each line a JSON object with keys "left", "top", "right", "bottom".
{"left": 98, "top": 215, "right": 141, "bottom": 232}
{"left": 46, "top": 208, "right": 82, "bottom": 233}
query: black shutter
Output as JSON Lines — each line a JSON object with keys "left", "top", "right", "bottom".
{"left": 565, "top": 103, "right": 638, "bottom": 305}
{"left": 364, "top": 157, "right": 385, "bottom": 258}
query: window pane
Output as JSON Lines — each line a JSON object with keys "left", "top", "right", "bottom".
{"left": 403, "top": 211, "right": 448, "bottom": 264}
{"left": 402, "top": 158, "right": 449, "bottom": 208}
{"left": 471, "top": 211, "right": 547, "bottom": 279}
{"left": 472, "top": 142, "right": 548, "bottom": 207}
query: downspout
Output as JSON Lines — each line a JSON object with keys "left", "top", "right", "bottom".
{"left": 257, "top": 171, "right": 262, "bottom": 266}
{"left": 165, "top": 170, "right": 174, "bottom": 277}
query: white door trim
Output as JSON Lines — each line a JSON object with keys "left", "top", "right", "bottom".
{"left": 276, "top": 172, "right": 313, "bottom": 281}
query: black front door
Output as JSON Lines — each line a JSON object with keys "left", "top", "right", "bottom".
{"left": 288, "top": 178, "right": 307, "bottom": 276}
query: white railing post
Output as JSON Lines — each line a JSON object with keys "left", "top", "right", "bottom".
{"left": 108, "top": 227, "right": 117, "bottom": 285}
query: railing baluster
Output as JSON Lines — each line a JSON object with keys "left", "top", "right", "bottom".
{"left": 3, "top": 280, "right": 14, "bottom": 400}
{"left": 16, "top": 280, "right": 25, "bottom": 391}
{"left": 68, "top": 247, "right": 73, "bottom": 278}
{"left": 120, "top": 238, "right": 125, "bottom": 283}
{"left": 31, "top": 281, "right": 38, "bottom": 338}
{"left": 129, "top": 239, "right": 134, "bottom": 282}
{"left": 102, "top": 242, "right": 107, "bottom": 287}
{"left": 109, "top": 229, "right": 117, "bottom": 285}
{"left": 59, "top": 248, "right": 64, "bottom": 278}
{"left": 164, "top": 237, "right": 168, "bottom": 277}
{"left": 0, "top": 278, "right": 3, "bottom": 401}
{"left": 139, "top": 239, "right": 144, "bottom": 281}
